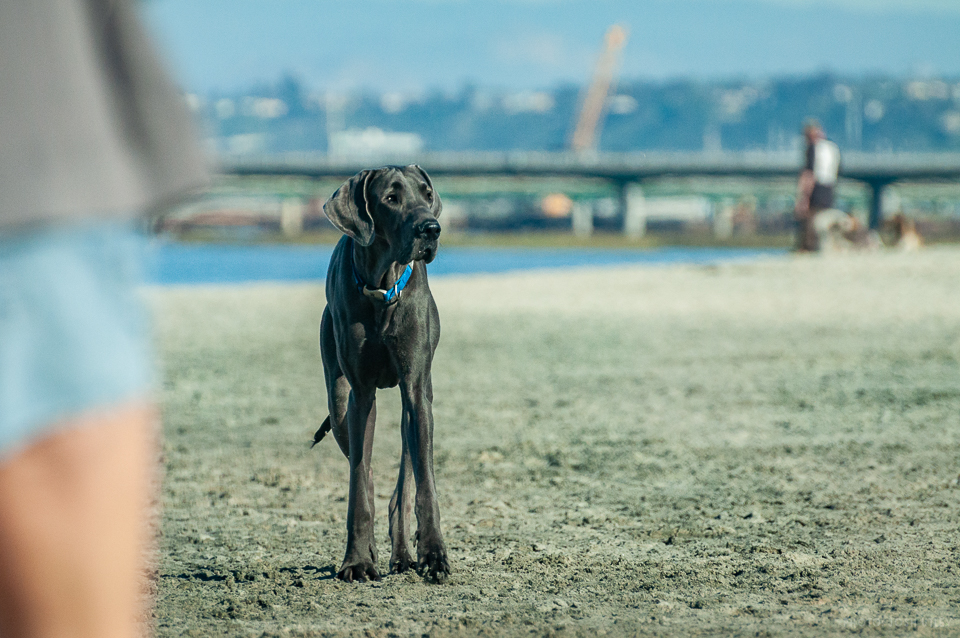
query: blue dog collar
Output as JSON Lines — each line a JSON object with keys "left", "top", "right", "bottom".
{"left": 351, "top": 249, "right": 413, "bottom": 305}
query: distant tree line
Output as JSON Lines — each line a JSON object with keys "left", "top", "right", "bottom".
{"left": 193, "top": 74, "right": 960, "bottom": 156}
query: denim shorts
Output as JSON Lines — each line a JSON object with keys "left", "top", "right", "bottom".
{"left": 0, "top": 222, "right": 153, "bottom": 457}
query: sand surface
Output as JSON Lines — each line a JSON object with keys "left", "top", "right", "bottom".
{"left": 149, "top": 248, "right": 960, "bottom": 637}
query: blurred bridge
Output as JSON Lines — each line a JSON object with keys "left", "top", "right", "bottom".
{"left": 221, "top": 151, "right": 960, "bottom": 232}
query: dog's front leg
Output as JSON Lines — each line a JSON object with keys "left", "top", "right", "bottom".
{"left": 338, "top": 387, "right": 380, "bottom": 582}
{"left": 400, "top": 376, "right": 450, "bottom": 582}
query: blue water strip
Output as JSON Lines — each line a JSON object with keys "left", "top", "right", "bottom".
{"left": 145, "top": 241, "right": 785, "bottom": 285}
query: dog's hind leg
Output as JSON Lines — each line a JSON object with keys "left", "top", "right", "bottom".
{"left": 388, "top": 414, "right": 415, "bottom": 573}
{"left": 319, "top": 308, "right": 351, "bottom": 457}
{"left": 400, "top": 375, "right": 450, "bottom": 582}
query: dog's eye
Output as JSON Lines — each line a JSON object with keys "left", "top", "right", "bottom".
{"left": 385, "top": 194, "right": 398, "bottom": 204}
{"left": 425, "top": 190, "right": 433, "bottom": 202}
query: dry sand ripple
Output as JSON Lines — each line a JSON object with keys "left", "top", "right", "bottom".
{"left": 150, "top": 248, "right": 960, "bottom": 637}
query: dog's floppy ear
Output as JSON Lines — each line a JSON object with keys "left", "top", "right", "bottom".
{"left": 323, "top": 170, "right": 376, "bottom": 246}
{"left": 411, "top": 164, "right": 442, "bottom": 218}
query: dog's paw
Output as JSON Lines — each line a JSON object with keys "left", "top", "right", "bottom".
{"left": 390, "top": 549, "right": 415, "bottom": 574}
{"left": 336, "top": 562, "right": 381, "bottom": 583}
{"left": 417, "top": 547, "right": 451, "bottom": 583}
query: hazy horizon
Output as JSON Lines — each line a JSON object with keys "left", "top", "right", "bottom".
{"left": 142, "top": 0, "right": 960, "bottom": 95}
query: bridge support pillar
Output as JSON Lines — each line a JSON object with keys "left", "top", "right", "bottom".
{"left": 867, "top": 179, "right": 893, "bottom": 231}
{"left": 621, "top": 182, "right": 646, "bottom": 239}
{"left": 572, "top": 200, "right": 593, "bottom": 237}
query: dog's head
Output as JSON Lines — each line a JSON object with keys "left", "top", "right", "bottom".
{"left": 323, "top": 165, "right": 442, "bottom": 264}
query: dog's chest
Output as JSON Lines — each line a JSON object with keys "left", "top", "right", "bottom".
{"left": 369, "top": 318, "right": 422, "bottom": 389}
{"left": 375, "top": 366, "right": 400, "bottom": 389}
{"left": 350, "top": 333, "right": 400, "bottom": 389}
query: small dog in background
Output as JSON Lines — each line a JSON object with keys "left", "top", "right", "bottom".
{"left": 890, "top": 213, "right": 923, "bottom": 251}
{"left": 813, "top": 209, "right": 880, "bottom": 252}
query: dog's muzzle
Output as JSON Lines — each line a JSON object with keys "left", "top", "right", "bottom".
{"left": 416, "top": 219, "right": 441, "bottom": 241}
{"left": 413, "top": 219, "right": 441, "bottom": 263}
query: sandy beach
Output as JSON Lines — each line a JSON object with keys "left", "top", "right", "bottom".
{"left": 149, "top": 247, "right": 960, "bottom": 637}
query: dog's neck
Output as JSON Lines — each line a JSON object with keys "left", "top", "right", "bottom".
{"left": 351, "top": 237, "right": 409, "bottom": 292}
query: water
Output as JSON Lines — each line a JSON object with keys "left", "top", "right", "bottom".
{"left": 146, "top": 241, "right": 784, "bottom": 285}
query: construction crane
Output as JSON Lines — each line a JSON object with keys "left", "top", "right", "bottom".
{"left": 570, "top": 24, "right": 629, "bottom": 154}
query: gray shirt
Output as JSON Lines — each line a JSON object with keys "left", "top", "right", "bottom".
{"left": 0, "top": 0, "right": 207, "bottom": 230}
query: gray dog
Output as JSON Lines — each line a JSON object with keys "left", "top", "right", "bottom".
{"left": 312, "top": 165, "right": 449, "bottom": 583}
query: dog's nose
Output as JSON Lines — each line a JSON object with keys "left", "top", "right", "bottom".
{"left": 415, "top": 220, "right": 441, "bottom": 241}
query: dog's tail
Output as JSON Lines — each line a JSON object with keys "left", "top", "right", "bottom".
{"left": 310, "top": 416, "right": 332, "bottom": 449}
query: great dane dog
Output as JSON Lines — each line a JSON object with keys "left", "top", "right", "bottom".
{"left": 313, "top": 165, "right": 450, "bottom": 583}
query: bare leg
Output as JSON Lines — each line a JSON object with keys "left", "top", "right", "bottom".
{"left": 0, "top": 401, "right": 156, "bottom": 638}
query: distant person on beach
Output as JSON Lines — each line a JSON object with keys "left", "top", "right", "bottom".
{"left": 794, "top": 120, "right": 841, "bottom": 252}
{"left": 0, "top": 2, "right": 205, "bottom": 637}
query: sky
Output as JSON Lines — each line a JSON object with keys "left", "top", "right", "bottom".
{"left": 140, "top": 0, "right": 960, "bottom": 95}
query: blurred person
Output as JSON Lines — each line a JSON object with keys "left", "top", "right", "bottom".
{"left": 0, "top": 2, "right": 206, "bottom": 637}
{"left": 794, "top": 120, "right": 841, "bottom": 252}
